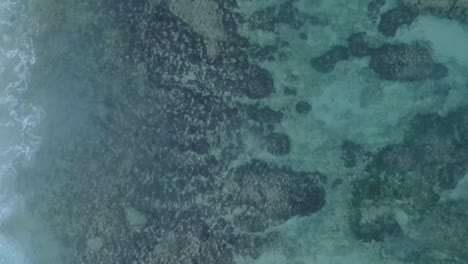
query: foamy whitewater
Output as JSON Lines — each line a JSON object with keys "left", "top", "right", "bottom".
{"left": 0, "top": 1, "right": 43, "bottom": 263}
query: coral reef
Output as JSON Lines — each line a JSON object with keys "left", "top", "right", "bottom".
{"left": 311, "top": 46, "right": 350, "bottom": 73}
{"left": 399, "top": 0, "right": 468, "bottom": 23}
{"left": 349, "top": 106, "right": 468, "bottom": 248}
{"left": 378, "top": 8, "right": 416, "bottom": 36}
{"left": 168, "top": 0, "right": 227, "bottom": 59}
{"left": 25, "top": 1, "right": 328, "bottom": 263}
{"left": 370, "top": 44, "right": 448, "bottom": 81}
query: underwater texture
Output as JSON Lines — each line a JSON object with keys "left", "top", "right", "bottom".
{"left": 1, "top": 0, "right": 468, "bottom": 263}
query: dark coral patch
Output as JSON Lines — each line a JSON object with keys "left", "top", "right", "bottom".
{"left": 311, "top": 46, "right": 350, "bottom": 73}
{"left": 378, "top": 8, "right": 416, "bottom": 36}
{"left": 370, "top": 44, "right": 448, "bottom": 81}
{"left": 264, "top": 132, "right": 291, "bottom": 156}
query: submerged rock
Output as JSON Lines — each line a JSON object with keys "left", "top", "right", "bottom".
{"left": 311, "top": 46, "right": 350, "bottom": 73}
{"left": 378, "top": 8, "right": 416, "bottom": 36}
{"left": 242, "top": 67, "right": 276, "bottom": 99}
{"left": 248, "top": 6, "right": 277, "bottom": 32}
{"left": 246, "top": 105, "right": 283, "bottom": 124}
{"left": 347, "top": 32, "right": 372, "bottom": 57}
{"left": 413, "top": 202, "right": 468, "bottom": 261}
{"left": 248, "top": 1, "right": 321, "bottom": 31}
{"left": 32, "top": 2, "right": 309, "bottom": 263}
{"left": 367, "top": 0, "right": 386, "bottom": 20}
{"left": 298, "top": 32, "right": 308, "bottom": 40}
{"left": 252, "top": 44, "right": 277, "bottom": 62}
{"left": 370, "top": 44, "right": 448, "bottom": 81}
{"left": 167, "top": 0, "right": 227, "bottom": 59}
{"left": 295, "top": 101, "right": 312, "bottom": 114}
{"left": 232, "top": 160, "right": 326, "bottom": 222}
{"left": 352, "top": 212, "right": 403, "bottom": 242}
{"left": 276, "top": 1, "right": 304, "bottom": 29}
{"left": 399, "top": 0, "right": 468, "bottom": 23}
{"left": 341, "top": 140, "right": 366, "bottom": 168}
{"left": 373, "top": 144, "right": 418, "bottom": 173}
{"left": 264, "top": 132, "right": 291, "bottom": 156}
{"left": 350, "top": 106, "right": 468, "bottom": 245}
{"left": 284, "top": 86, "right": 297, "bottom": 96}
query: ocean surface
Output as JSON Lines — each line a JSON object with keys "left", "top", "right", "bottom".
{"left": 0, "top": 0, "right": 42, "bottom": 263}
{"left": 1, "top": 0, "right": 468, "bottom": 263}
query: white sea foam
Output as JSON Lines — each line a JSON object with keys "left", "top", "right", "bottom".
{"left": 0, "top": 0, "right": 43, "bottom": 263}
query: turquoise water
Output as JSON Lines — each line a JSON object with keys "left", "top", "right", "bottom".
{"left": 1, "top": 0, "right": 468, "bottom": 263}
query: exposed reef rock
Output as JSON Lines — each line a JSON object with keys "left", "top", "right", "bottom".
{"left": 399, "top": 0, "right": 468, "bottom": 23}
{"left": 378, "top": 8, "right": 416, "bottom": 36}
{"left": 370, "top": 44, "right": 448, "bottom": 81}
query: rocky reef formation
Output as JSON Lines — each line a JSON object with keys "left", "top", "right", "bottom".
{"left": 295, "top": 101, "right": 312, "bottom": 114}
{"left": 367, "top": 0, "right": 386, "bottom": 21}
{"left": 347, "top": 32, "right": 373, "bottom": 57}
{"left": 247, "top": 1, "right": 324, "bottom": 32}
{"left": 311, "top": 46, "right": 350, "bottom": 73}
{"left": 370, "top": 44, "right": 448, "bottom": 81}
{"left": 374, "top": 0, "right": 468, "bottom": 38}
{"left": 315, "top": 32, "right": 448, "bottom": 81}
{"left": 378, "top": 8, "right": 416, "bottom": 36}
{"left": 264, "top": 132, "right": 292, "bottom": 156}
{"left": 348, "top": 106, "right": 468, "bottom": 260}
{"left": 399, "top": 0, "right": 468, "bottom": 23}
{"left": 21, "top": 0, "right": 468, "bottom": 263}
{"left": 166, "top": 0, "right": 227, "bottom": 59}
{"left": 26, "top": 1, "right": 328, "bottom": 263}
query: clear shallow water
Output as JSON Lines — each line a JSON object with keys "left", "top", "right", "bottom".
{"left": 2, "top": 0, "right": 468, "bottom": 263}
